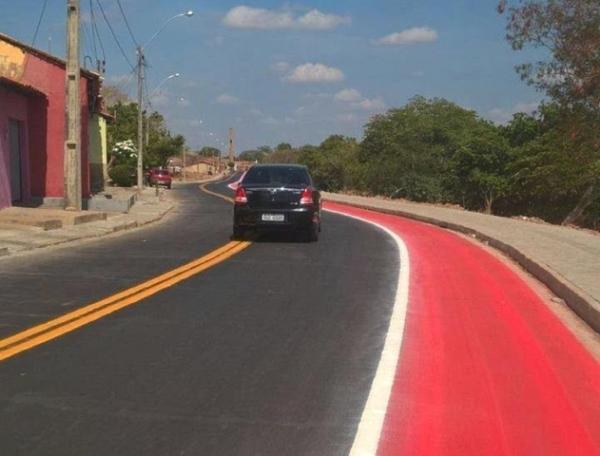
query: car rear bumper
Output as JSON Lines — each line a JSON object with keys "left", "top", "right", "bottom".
{"left": 149, "top": 179, "right": 172, "bottom": 186}
{"left": 234, "top": 206, "right": 318, "bottom": 230}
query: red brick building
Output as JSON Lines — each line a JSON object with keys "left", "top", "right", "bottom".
{"left": 0, "top": 33, "right": 102, "bottom": 209}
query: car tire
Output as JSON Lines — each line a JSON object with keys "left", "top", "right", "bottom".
{"left": 233, "top": 226, "right": 244, "bottom": 240}
{"left": 167, "top": 184, "right": 172, "bottom": 190}
{"left": 304, "top": 223, "right": 319, "bottom": 242}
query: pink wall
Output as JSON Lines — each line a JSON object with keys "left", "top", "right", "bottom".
{"left": 0, "top": 48, "right": 93, "bottom": 209}
{"left": 22, "top": 53, "right": 91, "bottom": 200}
{"left": 0, "top": 86, "right": 30, "bottom": 208}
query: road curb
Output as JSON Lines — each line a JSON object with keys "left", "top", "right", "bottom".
{"left": 324, "top": 198, "right": 600, "bottom": 334}
{"left": 0, "top": 202, "right": 175, "bottom": 259}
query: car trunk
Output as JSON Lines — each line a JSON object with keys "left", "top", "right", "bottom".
{"left": 245, "top": 187, "right": 303, "bottom": 210}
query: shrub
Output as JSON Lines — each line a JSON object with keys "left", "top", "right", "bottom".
{"left": 109, "top": 164, "right": 136, "bottom": 187}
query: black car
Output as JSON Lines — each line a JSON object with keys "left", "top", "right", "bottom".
{"left": 233, "top": 164, "right": 321, "bottom": 241}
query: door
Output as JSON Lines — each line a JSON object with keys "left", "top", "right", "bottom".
{"left": 8, "top": 119, "right": 23, "bottom": 203}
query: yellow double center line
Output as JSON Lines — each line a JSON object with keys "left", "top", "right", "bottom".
{"left": 200, "top": 182, "right": 235, "bottom": 204}
{"left": 0, "top": 240, "right": 251, "bottom": 362}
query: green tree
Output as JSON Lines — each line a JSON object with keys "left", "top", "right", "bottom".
{"left": 239, "top": 146, "right": 273, "bottom": 163}
{"left": 298, "top": 136, "right": 359, "bottom": 191}
{"left": 107, "top": 103, "right": 186, "bottom": 170}
{"left": 359, "top": 97, "right": 485, "bottom": 202}
{"left": 450, "top": 125, "right": 511, "bottom": 213}
{"left": 499, "top": 0, "right": 600, "bottom": 224}
{"left": 197, "top": 146, "right": 221, "bottom": 158}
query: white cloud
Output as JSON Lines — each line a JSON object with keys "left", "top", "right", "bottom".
{"left": 223, "top": 6, "right": 293, "bottom": 29}
{"left": 271, "top": 61, "right": 290, "bottom": 74}
{"left": 355, "top": 97, "right": 387, "bottom": 111}
{"left": 335, "top": 88, "right": 363, "bottom": 102}
{"left": 297, "top": 9, "right": 351, "bottom": 30}
{"left": 488, "top": 101, "right": 539, "bottom": 124}
{"left": 189, "top": 119, "right": 204, "bottom": 127}
{"left": 216, "top": 93, "right": 240, "bottom": 105}
{"left": 376, "top": 27, "right": 438, "bottom": 45}
{"left": 334, "top": 88, "right": 387, "bottom": 112}
{"left": 285, "top": 63, "right": 345, "bottom": 83}
{"left": 223, "top": 6, "right": 349, "bottom": 30}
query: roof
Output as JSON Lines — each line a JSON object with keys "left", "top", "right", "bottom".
{"left": 0, "top": 33, "right": 101, "bottom": 81}
{"left": 0, "top": 76, "right": 46, "bottom": 97}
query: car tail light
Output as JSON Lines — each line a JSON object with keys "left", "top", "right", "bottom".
{"left": 300, "top": 187, "right": 314, "bottom": 205}
{"left": 234, "top": 186, "right": 248, "bottom": 205}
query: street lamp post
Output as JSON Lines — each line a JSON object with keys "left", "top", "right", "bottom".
{"left": 145, "top": 73, "right": 181, "bottom": 146}
{"left": 136, "top": 10, "right": 193, "bottom": 191}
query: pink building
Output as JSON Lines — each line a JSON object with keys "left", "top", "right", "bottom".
{"left": 0, "top": 33, "right": 102, "bottom": 209}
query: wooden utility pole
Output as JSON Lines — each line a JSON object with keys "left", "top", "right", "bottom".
{"left": 136, "top": 46, "right": 145, "bottom": 190}
{"left": 64, "top": 0, "right": 82, "bottom": 210}
{"left": 228, "top": 128, "right": 235, "bottom": 164}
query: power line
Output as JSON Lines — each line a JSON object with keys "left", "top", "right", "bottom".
{"left": 143, "top": 76, "right": 154, "bottom": 111}
{"left": 89, "top": 0, "right": 106, "bottom": 63}
{"left": 96, "top": 0, "right": 135, "bottom": 71}
{"left": 114, "top": 66, "right": 137, "bottom": 92}
{"left": 81, "top": 20, "right": 96, "bottom": 64}
{"left": 32, "top": 0, "right": 49, "bottom": 46}
{"left": 116, "top": 0, "right": 139, "bottom": 47}
{"left": 86, "top": 0, "right": 99, "bottom": 61}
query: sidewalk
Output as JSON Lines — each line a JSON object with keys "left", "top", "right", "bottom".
{"left": 323, "top": 192, "right": 600, "bottom": 333}
{"left": 0, "top": 187, "right": 174, "bottom": 258}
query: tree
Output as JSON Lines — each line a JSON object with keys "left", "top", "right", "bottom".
{"left": 198, "top": 147, "right": 221, "bottom": 158}
{"left": 107, "top": 103, "right": 186, "bottom": 170}
{"left": 275, "top": 143, "right": 293, "bottom": 152}
{"left": 359, "top": 97, "right": 485, "bottom": 201}
{"left": 238, "top": 146, "right": 273, "bottom": 163}
{"left": 146, "top": 134, "right": 185, "bottom": 168}
{"left": 451, "top": 125, "right": 511, "bottom": 213}
{"left": 297, "top": 136, "right": 359, "bottom": 191}
{"left": 499, "top": 0, "right": 600, "bottom": 224}
{"left": 101, "top": 84, "right": 130, "bottom": 107}
{"left": 263, "top": 148, "right": 298, "bottom": 164}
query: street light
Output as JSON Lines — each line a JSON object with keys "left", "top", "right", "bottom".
{"left": 136, "top": 10, "right": 194, "bottom": 190}
{"left": 149, "top": 72, "right": 181, "bottom": 99}
{"left": 145, "top": 73, "right": 181, "bottom": 147}
{"left": 144, "top": 11, "right": 194, "bottom": 49}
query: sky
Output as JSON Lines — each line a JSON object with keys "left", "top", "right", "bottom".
{"left": 0, "top": 0, "right": 543, "bottom": 152}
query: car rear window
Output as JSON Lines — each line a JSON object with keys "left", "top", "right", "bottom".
{"left": 243, "top": 167, "right": 311, "bottom": 187}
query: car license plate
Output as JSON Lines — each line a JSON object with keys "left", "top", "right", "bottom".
{"left": 262, "top": 214, "right": 285, "bottom": 222}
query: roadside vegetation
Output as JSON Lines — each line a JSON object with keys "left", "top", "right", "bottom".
{"left": 103, "top": 86, "right": 186, "bottom": 186}
{"left": 240, "top": 0, "right": 600, "bottom": 229}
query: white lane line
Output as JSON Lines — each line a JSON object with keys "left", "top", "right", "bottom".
{"left": 324, "top": 208, "right": 410, "bottom": 456}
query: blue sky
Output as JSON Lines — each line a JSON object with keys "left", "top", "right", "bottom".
{"left": 1, "top": 0, "right": 543, "bottom": 152}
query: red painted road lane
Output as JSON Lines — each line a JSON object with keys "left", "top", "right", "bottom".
{"left": 325, "top": 202, "right": 600, "bottom": 455}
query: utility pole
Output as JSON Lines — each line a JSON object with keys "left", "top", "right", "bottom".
{"left": 145, "top": 115, "right": 150, "bottom": 146}
{"left": 64, "top": 0, "right": 82, "bottom": 211}
{"left": 228, "top": 128, "right": 235, "bottom": 165}
{"left": 136, "top": 46, "right": 145, "bottom": 190}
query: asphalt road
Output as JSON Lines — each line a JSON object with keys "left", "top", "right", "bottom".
{"left": 0, "top": 177, "right": 399, "bottom": 455}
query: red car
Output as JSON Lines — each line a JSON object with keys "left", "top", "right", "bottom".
{"left": 147, "top": 168, "right": 172, "bottom": 189}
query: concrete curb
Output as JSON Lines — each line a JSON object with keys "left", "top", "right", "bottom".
{"left": 0, "top": 202, "right": 175, "bottom": 259}
{"left": 324, "top": 197, "right": 600, "bottom": 334}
